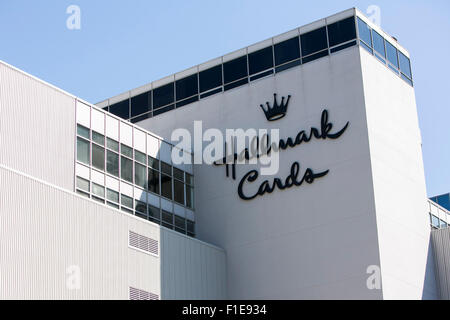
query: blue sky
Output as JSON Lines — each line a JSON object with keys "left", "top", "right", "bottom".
{"left": 0, "top": 0, "right": 449, "bottom": 197}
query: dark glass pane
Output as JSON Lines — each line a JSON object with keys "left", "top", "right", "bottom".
{"left": 76, "top": 176, "right": 89, "bottom": 192}
{"left": 175, "top": 215, "right": 186, "bottom": 232}
{"left": 149, "top": 205, "right": 161, "bottom": 221}
{"left": 176, "top": 74, "right": 198, "bottom": 101}
{"left": 162, "top": 210, "right": 173, "bottom": 225}
{"left": 186, "top": 173, "right": 193, "bottom": 185}
{"left": 77, "top": 124, "right": 90, "bottom": 139}
{"left": 327, "top": 17, "right": 356, "bottom": 47}
{"left": 372, "top": 30, "right": 385, "bottom": 59}
{"left": 107, "top": 138, "right": 119, "bottom": 152}
{"left": 130, "top": 112, "right": 152, "bottom": 123}
{"left": 135, "top": 150, "right": 146, "bottom": 164}
{"left": 275, "top": 59, "right": 301, "bottom": 73}
{"left": 200, "top": 87, "right": 222, "bottom": 99}
{"left": 107, "top": 202, "right": 119, "bottom": 209}
{"left": 121, "top": 144, "right": 133, "bottom": 158}
{"left": 77, "top": 137, "right": 90, "bottom": 165}
{"left": 161, "top": 174, "right": 172, "bottom": 199}
{"left": 109, "top": 99, "right": 130, "bottom": 119}
{"left": 161, "top": 162, "right": 171, "bottom": 175}
{"left": 274, "top": 37, "right": 300, "bottom": 66}
{"left": 135, "top": 200, "right": 147, "bottom": 215}
{"left": 301, "top": 27, "right": 328, "bottom": 56}
{"left": 248, "top": 46, "right": 273, "bottom": 75}
{"left": 148, "top": 156, "right": 159, "bottom": 170}
{"left": 153, "top": 83, "right": 174, "bottom": 108}
{"left": 357, "top": 18, "right": 372, "bottom": 47}
{"left": 250, "top": 70, "right": 273, "bottom": 82}
{"left": 224, "top": 78, "right": 248, "bottom": 91}
{"left": 92, "top": 144, "right": 105, "bottom": 171}
{"left": 186, "top": 185, "right": 194, "bottom": 209}
{"left": 176, "top": 95, "right": 198, "bottom": 108}
{"left": 399, "top": 52, "right": 412, "bottom": 79}
{"left": 302, "top": 50, "right": 328, "bottom": 64}
{"left": 174, "top": 180, "right": 185, "bottom": 205}
{"left": 121, "top": 156, "right": 133, "bottom": 183}
{"left": 153, "top": 104, "right": 174, "bottom": 116}
{"left": 199, "top": 65, "right": 222, "bottom": 92}
{"left": 223, "top": 56, "right": 248, "bottom": 83}
{"left": 106, "top": 151, "right": 119, "bottom": 177}
{"left": 173, "top": 167, "right": 184, "bottom": 181}
{"left": 148, "top": 168, "right": 160, "bottom": 194}
{"left": 131, "top": 91, "right": 151, "bottom": 117}
{"left": 92, "top": 131, "right": 104, "bottom": 146}
{"left": 386, "top": 41, "right": 399, "bottom": 68}
{"left": 330, "top": 40, "right": 356, "bottom": 53}
{"left": 187, "top": 220, "right": 195, "bottom": 234}
{"left": 135, "top": 162, "right": 147, "bottom": 189}
{"left": 360, "top": 41, "right": 373, "bottom": 54}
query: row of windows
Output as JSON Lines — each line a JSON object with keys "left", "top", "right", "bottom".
{"left": 76, "top": 176, "right": 195, "bottom": 237}
{"left": 76, "top": 124, "right": 194, "bottom": 209}
{"left": 430, "top": 213, "right": 448, "bottom": 230}
{"left": 104, "top": 17, "right": 358, "bottom": 122}
{"left": 357, "top": 18, "right": 413, "bottom": 86}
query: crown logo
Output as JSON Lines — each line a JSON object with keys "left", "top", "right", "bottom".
{"left": 259, "top": 93, "right": 291, "bottom": 121}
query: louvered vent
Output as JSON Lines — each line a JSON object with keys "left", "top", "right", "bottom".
{"left": 129, "top": 287, "right": 159, "bottom": 300}
{"left": 129, "top": 230, "right": 159, "bottom": 256}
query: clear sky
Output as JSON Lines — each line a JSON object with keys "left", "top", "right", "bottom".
{"left": 0, "top": 0, "right": 448, "bottom": 197}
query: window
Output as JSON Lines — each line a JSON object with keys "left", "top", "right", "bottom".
{"left": 386, "top": 41, "right": 399, "bottom": 69}
{"left": 161, "top": 173, "right": 172, "bottom": 199}
{"left": 162, "top": 210, "right": 174, "bottom": 228}
{"left": 131, "top": 91, "right": 151, "bottom": 118}
{"left": 149, "top": 205, "right": 161, "bottom": 223}
{"left": 92, "top": 183, "right": 105, "bottom": 198}
{"left": 107, "top": 189, "right": 119, "bottom": 203}
{"left": 399, "top": 52, "right": 412, "bottom": 79}
{"left": 92, "top": 144, "right": 105, "bottom": 171}
{"left": 153, "top": 82, "right": 174, "bottom": 108}
{"left": 186, "top": 185, "right": 194, "bottom": 209}
{"left": 135, "top": 150, "right": 146, "bottom": 164}
{"left": 248, "top": 46, "right": 273, "bottom": 75}
{"left": 274, "top": 37, "right": 300, "bottom": 66}
{"left": 121, "top": 194, "right": 133, "bottom": 210}
{"left": 121, "top": 156, "right": 133, "bottom": 183}
{"left": 327, "top": 17, "right": 356, "bottom": 47}
{"left": 372, "top": 30, "right": 386, "bottom": 61}
{"left": 109, "top": 99, "right": 130, "bottom": 120}
{"left": 186, "top": 173, "right": 194, "bottom": 185}
{"left": 199, "top": 65, "right": 222, "bottom": 93}
{"left": 135, "top": 162, "right": 147, "bottom": 189}
{"left": 187, "top": 219, "right": 195, "bottom": 237}
{"left": 121, "top": 144, "right": 133, "bottom": 158}
{"left": 175, "top": 215, "right": 186, "bottom": 234}
{"left": 174, "top": 179, "right": 185, "bottom": 205}
{"left": 430, "top": 214, "right": 440, "bottom": 228}
{"left": 161, "top": 162, "right": 171, "bottom": 175}
{"left": 173, "top": 167, "right": 184, "bottom": 181}
{"left": 77, "top": 124, "right": 90, "bottom": 139}
{"left": 92, "top": 131, "right": 104, "bottom": 146}
{"left": 357, "top": 18, "right": 372, "bottom": 47}
{"left": 106, "top": 151, "right": 119, "bottom": 177}
{"left": 176, "top": 74, "right": 198, "bottom": 101}
{"left": 107, "top": 138, "right": 119, "bottom": 152}
{"left": 135, "top": 200, "right": 147, "bottom": 219}
{"left": 148, "top": 156, "right": 159, "bottom": 170}
{"left": 148, "top": 168, "right": 160, "bottom": 194}
{"left": 77, "top": 137, "right": 90, "bottom": 165}
{"left": 223, "top": 56, "right": 248, "bottom": 84}
{"left": 300, "top": 27, "right": 328, "bottom": 57}
{"left": 76, "top": 176, "right": 89, "bottom": 193}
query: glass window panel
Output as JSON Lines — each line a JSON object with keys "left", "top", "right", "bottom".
{"left": 187, "top": 220, "right": 195, "bottom": 234}
{"left": 107, "top": 202, "right": 119, "bottom": 209}
{"left": 431, "top": 214, "right": 440, "bottom": 228}
{"left": 106, "top": 151, "right": 119, "bottom": 177}
{"left": 107, "top": 188, "right": 119, "bottom": 203}
{"left": 372, "top": 30, "right": 385, "bottom": 59}
{"left": 76, "top": 137, "right": 90, "bottom": 165}
{"left": 186, "top": 173, "right": 193, "bottom": 185}
{"left": 248, "top": 46, "right": 274, "bottom": 75}
{"left": 186, "top": 185, "right": 194, "bottom": 209}
{"left": 149, "top": 205, "right": 161, "bottom": 221}
{"left": 300, "top": 27, "right": 328, "bottom": 56}
{"left": 121, "top": 194, "right": 133, "bottom": 209}
{"left": 121, "top": 156, "right": 133, "bottom": 183}
{"left": 135, "top": 150, "right": 146, "bottom": 164}
{"left": 121, "top": 144, "right": 133, "bottom": 158}
{"left": 109, "top": 99, "right": 130, "bottom": 120}
{"left": 386, "top": 41, "right": 399, "bottom": 68}
{"left": 153, "top": 82, "right": 174, "bottom": 108}
{"left": 176, "top": 74, "right": 198, "bottom": 101}
{"left": 92, "top": 144, "right": 105, "bottom": 171}
{"left": 199, "top": 65, "right": 222, "bottom": 92}
{"left": 173, "top": 167, "right": 184, "bottom": 181}
{"left": 399, "top": 52, "right": 412, "bottom": 79}
{"left": 223, "top": 56, "right": 248, "bottom": 84}
{"left": 161, "top": 162, "right": 171, "bottom": 175}
{"left": 76, "top": 176, "right": 89, "bottom": 192}
{"left": 175, "top": 215, "right": 186, "bottom": 231}
{"left": 77, "top": 124, "right": 90, "bottom": 139}
{"left": 92, "top": 131, "right": 104, "bottom": 146}
{"left": 161, "top": 174, "right": 172, "bottom": 199}
{"left": 162, "top": 210, "right": 173, "bottom": 225}
{"left": 153, "top": 104, "right": 174, "bottom": 116}
{"left": 135, "top": 200, "right": 147, "bottom": 214}
{"left": 92, "top": 183, "right": 105, "bottom": 198}
{"left": 148, "top": 156, "right": 160, "bottom": 170}
{"left": 327, "top": 17, "right": 356, "bottom": 47}
{"left": 174, "top": 180, "right": 185, "bottom": 205}
{"left": 148, "top": 168, "right": 160, "bottom": 194}
{"left": 135, "top": 162, "right": 147, "bottom": 189}
{"left": 274, "top": 37, "right": 300, "bottom": 66}
{"left": 131, "top": 91, "right": 151, "bottom": 117}
{"left": 357, "top": 17, "right": 372, "bottom": 47}
{"left": 107, "top": 138, "right": 119, "bottom": 152}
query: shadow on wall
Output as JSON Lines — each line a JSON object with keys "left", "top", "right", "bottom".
{"left": 422, "top": 234, "right": 440, "bottom": 300}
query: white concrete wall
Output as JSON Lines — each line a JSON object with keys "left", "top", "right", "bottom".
{"left": 360, "top": 47, "right": 436, "bottom": 299}
{"left": 136, "top": 46, "right": 384, "bottom": 299}
{"left": 0, "top": 165, "right": 225, "bottom": 300}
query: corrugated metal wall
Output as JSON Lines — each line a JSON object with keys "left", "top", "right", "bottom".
{"left": 0, "top": 61, "right": 76, "bottom": 191}
{"left": 0, "top": 166, "right": 226, "bottom": 299}
{"left": 431, "top": 228, "right": 450, "bottom": 300}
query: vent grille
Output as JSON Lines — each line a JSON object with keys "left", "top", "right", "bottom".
{"left": 129, "top": 231, "right": 159, "bottom": 256}
{"left": 129, "top": 287, "right": 159, "bottom": 300}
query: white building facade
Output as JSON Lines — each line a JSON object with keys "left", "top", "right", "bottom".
{"left": 0, "top": 7, "right": 449, "bottom": 300}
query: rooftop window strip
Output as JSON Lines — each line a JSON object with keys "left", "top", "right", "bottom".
{"left": 199, "top": 65, "right": 222, "bottom": 93}
{"left": 109, "top": 99, "right": 130, "bottom": 120}
{"left": 274, "top": 37, "right": 300, "bottom": 66}
{"left": 153, "top": 82, "right": 174, "bottom": 108}
{"left": 372, "top": 30, "right": 386, "bottom": 60}
{"left": 248, "top": 46, "right": 274, "bottom": 75}
{"left": 176, "top": 74, "right": 198, "bottom": 101}
{"left": 327, "top": 16, "right": 356, "bottom": 47}
{"left": 131, "top": 91, "right": 152, "bottom": 118}
{"left": 385, "top": 40, "right": 399, "bottom": 69}
{"left": 223, "top": 55, "right": 248, "bottom": 84}
{"left": 357, "top": 17, "right": 372, "bottom": 47}
{"left": 300, "top": 26, "right": 328, "bottom": 57}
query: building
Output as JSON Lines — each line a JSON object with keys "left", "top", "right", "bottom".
{"left": 430, "top": 194, "right": 450, "bottom": 212}
{"left": 0, "top": 7, "right": 449, "bottom": 299}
